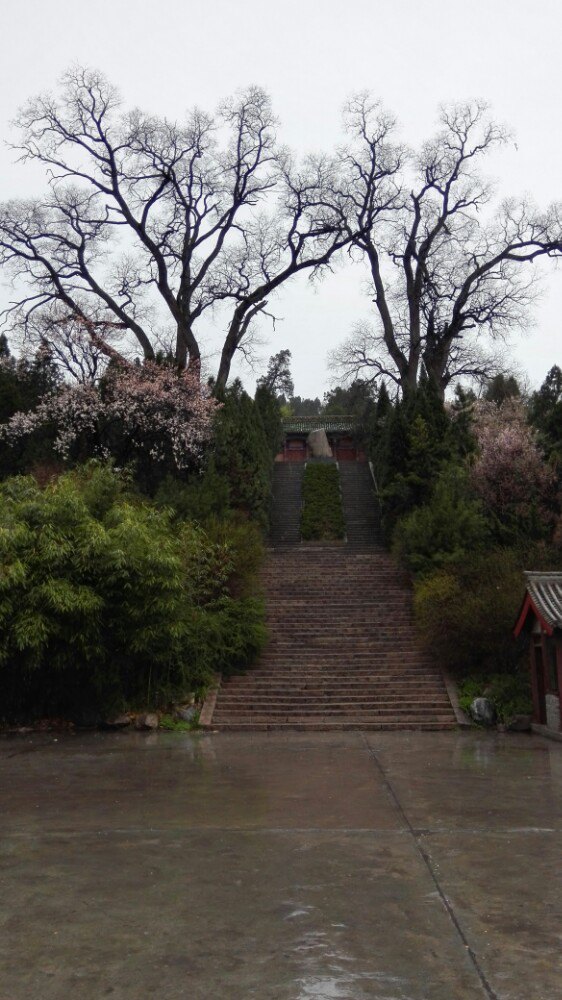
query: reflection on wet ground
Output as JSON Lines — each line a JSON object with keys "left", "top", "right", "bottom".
{"left": 0, "top": 729, "right": 561, "bottom": 999}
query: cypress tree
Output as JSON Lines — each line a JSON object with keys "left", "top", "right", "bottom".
{"left": 213, "top": 381, "right": 271, "bottom": 527}
{"left": 254, "top": 384, "right": 283, "bottom": 459}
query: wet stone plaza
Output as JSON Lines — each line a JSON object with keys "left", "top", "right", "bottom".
{"left": 0, "top": 729, "right": 561, "bottom": 999}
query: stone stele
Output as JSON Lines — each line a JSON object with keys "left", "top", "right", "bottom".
{"left": 307, "top": 428, "right": 333, "bottom": 458}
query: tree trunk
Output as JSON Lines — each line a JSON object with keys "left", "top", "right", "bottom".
{"left": 215, "top": 300, "right": 266, "bottom": 394}
{"left": 216, "top": 335, "right": 237, "bottom": 394}
{"left": 175, "top": 320, "right": 201, "bottom": 376}
{"left": 423, "top": 340, "right": 450, "bottom": 400}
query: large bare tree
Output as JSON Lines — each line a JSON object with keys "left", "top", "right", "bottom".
{"left": 332, "top": 97, "right": 562, "bottom": 396}
{"left": 0, "top": 68, "right": 373, "bottom": 390}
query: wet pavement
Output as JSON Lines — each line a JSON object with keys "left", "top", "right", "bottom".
{"left": 0, "top": 730, "right": 561, "bottom": 999}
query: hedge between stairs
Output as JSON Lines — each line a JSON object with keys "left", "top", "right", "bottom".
{"left": 300, "top": 463, "right": 345, "bottom": 541}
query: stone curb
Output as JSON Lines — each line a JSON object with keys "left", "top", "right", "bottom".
{"left": 199, "top": 674, "right": 222, "bottom": 728}
{"left": 531, "top": 722, "right": 562, "bottom": 743}
{"left": 442, "top": 669, "right": 472, "bottom": 728}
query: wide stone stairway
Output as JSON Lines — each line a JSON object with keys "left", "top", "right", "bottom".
{"left": 208, "top": 461, "right": 456, "bottom": 731}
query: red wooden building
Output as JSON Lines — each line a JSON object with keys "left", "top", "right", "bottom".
{"left": 276, "top": 416, "right": 366, "bottom": 463}
{"left": 514, "top": 572, "right": 562, "bottom": 735}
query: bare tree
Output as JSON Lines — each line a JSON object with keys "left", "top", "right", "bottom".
{"left": 21, "top": 308, "right": 123, "bottom": 383}
{"left": 0, "top": 68, "right": 371, "bottom": 390}
{"left": 330, "top": 319, "right": 511, "bottom": 394}
{"left": 333, "top": 97, "right": 562, "bottom": 396}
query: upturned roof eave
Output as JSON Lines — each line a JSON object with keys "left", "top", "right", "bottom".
{"left": 513, "top": 571, "right": 562, "bottom": 637}
{"left": 513, "top": 592, "right": 554, "bottom": 638}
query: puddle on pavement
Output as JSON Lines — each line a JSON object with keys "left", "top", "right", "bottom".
{"left": 288, "top": 917, "right": 408, "bottom": 999}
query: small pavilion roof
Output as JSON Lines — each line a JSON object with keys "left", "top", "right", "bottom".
{"left": 513, "top": 571, "right": 562, "bottom": 637}
{"left": 283, "top": 415, "right": 357, "bottom": 434}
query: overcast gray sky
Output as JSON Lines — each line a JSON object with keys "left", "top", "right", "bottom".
{"left": 1, "top": 0, "right": 561, "bottom": 398}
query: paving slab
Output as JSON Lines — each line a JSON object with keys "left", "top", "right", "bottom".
{"left": 0, "top": 731, "right": 399, "bottom": 834}
{"left": 362, "top": 730, "right": 562, "bottom": 830}
{"left": 422, "top": 830, "right": 562, "bottom": 1000}
{"left": 0, "top": 729, "right": 561, "bottom": 999}
{"left": 0, "top": 829, "right": 484, "bottom": 1000}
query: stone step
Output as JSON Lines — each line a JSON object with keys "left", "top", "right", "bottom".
{"left": 215, "top": 701, "right": 452, "bottom": 713}
{"left": 223, "top": 674, "right": 444, "bottom": 697}
{"left": 222, "top": 690, "right": 447, "bottom": 699}
{"left": 210, "top": 471, "right": 456, "bottom": 730}
{"left": 243, "top": 662, "right": 438, "bottom": 671}
{"left": 255, "top": 665, "right": 437, "bottom": 672}
{"left": 212, "top": 721, "right": 457, "bottom": 731}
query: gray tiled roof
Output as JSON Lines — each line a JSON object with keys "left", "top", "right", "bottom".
{"left": 283, "top": 416, "right": 357, "bottom": 433}
{"left": 524, "top": 572, "right": 562, "bottom": 629}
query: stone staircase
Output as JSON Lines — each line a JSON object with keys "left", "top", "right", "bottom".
{"left": 269, "top": 463, "right": 304, "bottom": 546}
{"left": 339, "top": 461, "right": 379, "bottom": 546}
{"left": 208, "top": 460, "right": 456, "bottom": 731}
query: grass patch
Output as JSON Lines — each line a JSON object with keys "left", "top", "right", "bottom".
{"left": 301, "top": 463, "right": 345, "bottom": 542}
{"left": 158, "top": 713, "right": 199, "bottom": 732}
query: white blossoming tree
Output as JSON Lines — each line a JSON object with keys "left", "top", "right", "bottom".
{"left": 1, "top": 359, "right": 218, "bottom": 478}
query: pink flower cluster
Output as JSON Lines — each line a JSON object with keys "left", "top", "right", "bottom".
{"left": 1, "top": 361, "right": 218, "bottom": 470}
{"left": 470, "top": 399, "right": 554, "bottom": 527}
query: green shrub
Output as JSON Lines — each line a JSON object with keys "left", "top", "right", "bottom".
{"left": 458, "top": 671, "right": 532, "bottom": 723}
{"left": 154, "top": 476, "right": 265, "bottom": 597}
{"left": 203, "top": 514, "right": 265, "bottom": 597}
{"left": 414, "top": 548, "right": 527, "bottom": 677}
{"left": 154, "top": 466, "right": 231, "bottom": 523}
{"left": 0, "top": 463, "right": 266, "bottom": 722}
{"left": 186, "top": 594, "right": 267, "bottom": 678}
{"left": 301, "top": 463, "right": 345, "bottom": 541}
{"left": 392, "top": 465, "right": 489, "bottom": 576}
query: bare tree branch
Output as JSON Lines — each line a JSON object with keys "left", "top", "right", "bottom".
{"left": 0, "top": 68, "right": 364, "bottom": 389}
{"left": 334, "top": 98, "right": 562, "bottom": 396}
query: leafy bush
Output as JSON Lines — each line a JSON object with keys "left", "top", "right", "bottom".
{"left": 203, "top": 514, "right": 265, "bottom": 597}
{"left": 154, "top": 467, "right": 231, "bottom": 523}
{"left": 154, "top": 477, "right": 265, "bottom": 596}
{"left": 301, "top": 463, "right": 345, "bottom": 541}
{"left": 392, "top": 465, "right": 489, "bottom": 576}
{"left": 0, "top": 464, "right": 266, "bottom": 722}
{"left": 414, "top": 548, "right": 527, "bottom": 677}
{"left": 458, "top": 671, "right": 532, "bottom": 724}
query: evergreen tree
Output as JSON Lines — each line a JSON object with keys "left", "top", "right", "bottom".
{"left": 212, "top": 381, "right": 272, "bottom": 526}
{"left": 0, "top": 340, "right": 61, "bottom": 476}
{"left": 528, "top": 366, "right": 562, "bottom": 469}
{"left": 323, "top": 379, "right": 376, "bottom": 417}
{"left": 375, "top": 382, "right": 391, "bottom": 421}
{"left": 483, "top": 373, "right": 521, "bottom": 406}
{"left": 254, "top": 384, "right": 284, "bottom": 459}
{"left": 286, "top": 395, "right": 322, "bottom": 417}
{"left": 257, "top": 350, "right": 294, "bottom": 398}
{"left": 370, "top": 375, "right": 468, "bottom": 541}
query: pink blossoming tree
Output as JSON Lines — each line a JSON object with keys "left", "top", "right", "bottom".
{"left": 1, "top": 360, "right": 217, "bottom": 473}
{"left": 470, "top": 398, "right": 555, "bottom": 538}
